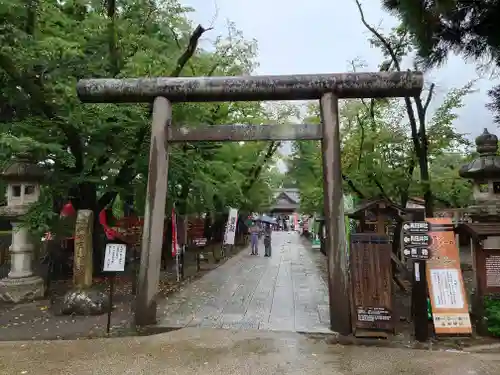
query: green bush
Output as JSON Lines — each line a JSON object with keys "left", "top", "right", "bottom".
{"left": 484, "top": 297, "right": 500, "bottom": 337}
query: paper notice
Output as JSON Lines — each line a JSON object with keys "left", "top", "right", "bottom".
{"left": 429, "top": 268, "right": 464, "bottom": 309}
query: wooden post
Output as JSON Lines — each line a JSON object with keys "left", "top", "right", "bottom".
{"left": 135, "top": 96, "right": 171, "bottom": 326}
{"left": 320, "top": 92, "right": 351, "bottom": 335}
{"left": 412, "top": 259, "right": 429, "bottom": 341}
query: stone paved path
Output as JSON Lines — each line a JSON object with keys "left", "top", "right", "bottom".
{"left": 158, "top": 231, "right": 331, "bottom": 333}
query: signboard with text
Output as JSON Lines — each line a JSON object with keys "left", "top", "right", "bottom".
{"left": 426, "top": 218, "right": 471, "bottom": 335}
{"left": 402, "top": 221, "right": 431, "bottom": 260}
{"left": 224, "top": 208, "right": 238, "bottom": 245}
{"left": 402, "top": 221, "right": 430, "bottom": 233}
{"left": 103, "top": 243, "right": 127, "bottom": 272}
{"left": 402, "top": 233, "right": 431, "bottom": 247}
{"left": 187, "top": 218, "right": 206, "bottom": 247}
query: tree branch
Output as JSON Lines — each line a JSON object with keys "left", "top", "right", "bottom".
{"left": 25, "top": 0, "right": 38, "bottom": 36}
{"left": 0, "top": 52, "right": 85, "bottom": 172}
{"left": 106, "top": 0, "right": 120, "bottom": 77}
{"left": 98, "top": 24, "right": 211, "bottom": 208}
{"left": 354, "top": 0, "right": 401, "bottom": 71}
{"left": 369, "top": 173, "right": 392, "bottom": 202}
{"left": 423, "top": 83, "right": 435, "bottom": 113}
{"left": 342, "top": 174, "right": 365, "bottom": 199}
{"left": 355, "top": 0, "right": 434, "bottom": 216}
{"left": 355, "top": 113, "right": 366, "bottom": 170}
{"left": 242, "top": 141, "right": 281, "bottom": 194}
{"left": 169, "top": 24, "right": 212, "bottom": 77}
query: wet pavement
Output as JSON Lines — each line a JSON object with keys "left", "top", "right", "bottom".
{"left": 1, "top": 327, "right": 498, "bottom": 374}
{"left": 159, "top": 231, "right": 331, "bottom": 333}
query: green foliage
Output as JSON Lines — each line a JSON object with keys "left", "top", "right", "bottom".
{"left": 484, "top": 297, "right": 500, "bottom": 337}
{"left": 381, "top": 0, "right": 500, "bottom": 69}
{"left": 23, "top": 187, "right": 59, "bottom": 238}
{"left": 288, "top": 82, "right": 474, "bottom": 214}
{"left": 0, "top": 0, "right": 281, "bottom": 233}
{"left": 381, "top": 0, "right": 500, "bottom": 123}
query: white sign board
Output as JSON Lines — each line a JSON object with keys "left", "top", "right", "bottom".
{"left": 224, "top": 208, "right": 238, "bottom": 245}
{"left": 103, "top": 243, "right": 127, "bottom": 272}
{"left": 429, "top": 268, "right": 464, "bottom": 309}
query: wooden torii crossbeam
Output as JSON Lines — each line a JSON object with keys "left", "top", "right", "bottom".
{"left": 76, "top": 71, "right": 423, "bottom": 334}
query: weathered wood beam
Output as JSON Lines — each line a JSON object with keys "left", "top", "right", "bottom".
{"left": 167, "top": 123, "right": 322, "bottom": 142}
{"left": 76, "top": 71, "right": 423, "bottom": 103}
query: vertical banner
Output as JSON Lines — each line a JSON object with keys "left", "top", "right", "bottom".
{"left": 224, "top": 208, "right": 238, "bottom": 245}
{"left": 171, "top": 208, "right": 180, "bottom": 281}
{"left": 293, "top": 213, "right": 299, "bottom": 230}
{"left": 426, "top": 218, "right": 472, "bottom": 335}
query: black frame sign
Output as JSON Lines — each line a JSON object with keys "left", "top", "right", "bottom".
{"left": 402, "top": 221, "right": 431, "bottom": 260}
{"left": 402, "top": 246, "right": 430, "bottom": 260}
{"left": 402, "top": 221, "right": 430, "bottom": 233}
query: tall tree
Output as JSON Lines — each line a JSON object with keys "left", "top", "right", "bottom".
{"left": 288, "top": 83, "right": 473, "bottom": 215}
{"left": 0, "top": 0, "right": 279, "bottom": 250}
{"left": 380, "top": 0, "right": 500, "bottom": 121}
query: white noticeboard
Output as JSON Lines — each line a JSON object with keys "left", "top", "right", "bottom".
{"left": 224, "top": 208, "right": 238, "bottom": 245}
{"left": 103, "top": 243, "right": 127, "bottom": 272}
{"left": 429, "top": 268, "right": 464, "bottom": 309}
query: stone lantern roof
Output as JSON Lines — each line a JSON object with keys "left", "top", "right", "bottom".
{"left": 1, "top": 153, "right": 45, "bottom": 183}
{"left": 459, "top": 128, "right": 500, "bottom": 180}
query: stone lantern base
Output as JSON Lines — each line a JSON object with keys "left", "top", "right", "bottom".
{"left": 0, "top": 275, "right": 45, "bottom": 303}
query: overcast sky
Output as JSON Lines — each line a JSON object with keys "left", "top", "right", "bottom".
{"left": 181, "top": 0, "right": 499, "bottom": 169}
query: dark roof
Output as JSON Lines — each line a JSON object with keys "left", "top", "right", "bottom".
{"left": 274, "top": 188, "right": 300, "bottom": 203}
{"left": 455, "top": 222, "right": 500, "bottom": 240}
{"left": 269, "top": 189, "right": 300, "bottom": 211}
{"left": 347, "top": 198, "right": 406, "bottom": 219}
{"left": 459, "top": 128, "right": 500, "bottom": 180}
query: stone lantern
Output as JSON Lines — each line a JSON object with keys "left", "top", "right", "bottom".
{"left": 0, "top": 153, "right": 45, "bottom": 302}
{"left": 459, "top": 128, "right": 500, "bottom": 246}
{"left": 459, "top": 128, "right": 500, "bottom": 207}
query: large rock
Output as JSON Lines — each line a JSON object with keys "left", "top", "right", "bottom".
{"left": 60, "top": 289, "right": 109, "bottom": 315}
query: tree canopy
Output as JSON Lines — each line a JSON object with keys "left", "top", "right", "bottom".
{"left": 0, "top": 0, "right": 284, "bottom": 235}
{"left": 286, "top": 84, "right": 474, "bottom": 215}
{"left": 381, "top": 0, "right": 500, "bottom": 121}
{"left": 285, "top": 2, "right": 477, "bottom": 216}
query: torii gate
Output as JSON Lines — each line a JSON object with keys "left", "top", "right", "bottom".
{"left": 76, "top": 71, "right": 423, "bottom": 334}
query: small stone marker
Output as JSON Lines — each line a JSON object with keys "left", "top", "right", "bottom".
{"left": 73, "top": 210, "right": 94, "bottom": 289}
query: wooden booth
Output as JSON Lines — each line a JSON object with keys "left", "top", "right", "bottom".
{"left": 350, "top": 233, "right": 394, "bottom": 338}
{"left": 347, "top": 198, "right": 407, "bottom": 238}
{"left": 347, "top": 199, "right": 409, "bottom": 338}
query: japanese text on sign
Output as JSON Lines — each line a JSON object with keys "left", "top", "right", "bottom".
{"left": 357, "top": 307, "right": 391, "bottom": 322}
{"left": 103, "top": 243, "right": 127, "bottom": 272}
{"left": 430, "top": 268, "right": 464, "bottom": 309}
{"left": 224, "top": 208, "right": 238, "bottom": 245}
{"left": 403, "top": 247, "right": 429, "bottom": 260}
{"left": 402, "top": 221, "right": 429, "bottom": 233}
{"left": 433, "top": 313, "right": 471, "bottom": 329}
{"left": 403, "top": 234, "right": 430, "bottom": 246}
{"left": 486, "top": 255, "right": 500, "bottom": 288}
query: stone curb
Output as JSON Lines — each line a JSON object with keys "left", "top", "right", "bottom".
{"left": 303, "top": 332, "right": 500, "bottom": 353}
{"left": 464, "top": 342, "right": 500, "bottom": 353}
